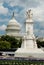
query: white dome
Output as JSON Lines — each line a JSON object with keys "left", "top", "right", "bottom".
{"left": 6, "top": 12, "right": 21, "bottom": 38}
{"left": 8, "top": 18, "right": 20, "bottom": 26}
{"left": 6, "top": 17, "right": 20, "bottom": 31}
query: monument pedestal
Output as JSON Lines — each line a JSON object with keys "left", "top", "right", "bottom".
{"left": 15, "top": 34, "right": 44, "bottom": 59}
{"left": 15, "top": 48, "right": 44, "bottom": 59}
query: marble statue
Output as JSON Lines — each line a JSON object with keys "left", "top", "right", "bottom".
{"left": 26, "top": 9, "right": 33, "bottom": 19}
{"left": 15, "top": 9, "right": 44, "bottom": 59}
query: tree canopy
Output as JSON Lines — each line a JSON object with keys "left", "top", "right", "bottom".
{"left": 0, "top": 41, "right": 11, "bottom": 49}
{"left": 36, "top": 39, "right": 44, "bottom": 48}
{"left": 0, "top": 35, "right": 22, "bottom": 49}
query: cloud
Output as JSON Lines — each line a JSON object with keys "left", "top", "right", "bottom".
{"left": 0, "top": 3, "right": 8, "bottom": 14}
{"left": 34, "top": 21, "right": 44, "bottom": 37}
{"left": 0, "top": 0, "right": 44, "bottom": 22}
{"left": 8, "top": 0, "right": 40, "bottom": 8}
{"left": 38, "top": 29, "right": 44, "bottom": 37}
{"left": 0, "top": 25, "right": 7, "bottom": 30}
{"left": 34, "top": 28, "right": 39, "bottom": 36}
{"left": 31, "top": 7, "right": 44, "bottom": 22}
{"left": 39, "top": 22, "right": 44, "bottom": 30}
{"left": 34, "top": 29, "right": 44, "bottom": 37}
{"left": 0, "top": 18, "right": 9, "bottom": 22}
{"left": 8, "top": 0, "right": 44, "bottom": 22}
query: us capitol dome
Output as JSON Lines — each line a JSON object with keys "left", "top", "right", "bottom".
{"left": 6, "top": 12, "right": 21, "bottom": 39}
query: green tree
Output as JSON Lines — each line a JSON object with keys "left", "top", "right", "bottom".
{"left": 1, "top": 35, "right": 20, "bottom": 48}
{"left": 0, "top": 41, "right": 11, "bottom": 49}
{"left": 36, "top": 40, "right": 44, "bottom": 48}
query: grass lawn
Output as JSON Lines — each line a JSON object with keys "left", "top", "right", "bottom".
{"left": 0, "top": 60, "right": 44, "bottom": 65}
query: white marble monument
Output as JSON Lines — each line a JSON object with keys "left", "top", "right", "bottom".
{"left": 15, "top": 10, "right": 44, "bottom": 59}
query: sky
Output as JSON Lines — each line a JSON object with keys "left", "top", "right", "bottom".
{"left": 0, "top": 0, "right": 44, "bottom": 37}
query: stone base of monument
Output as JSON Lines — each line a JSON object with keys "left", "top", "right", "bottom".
{"left": 15, "top": 48, "right": 44, "bottom": 59}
